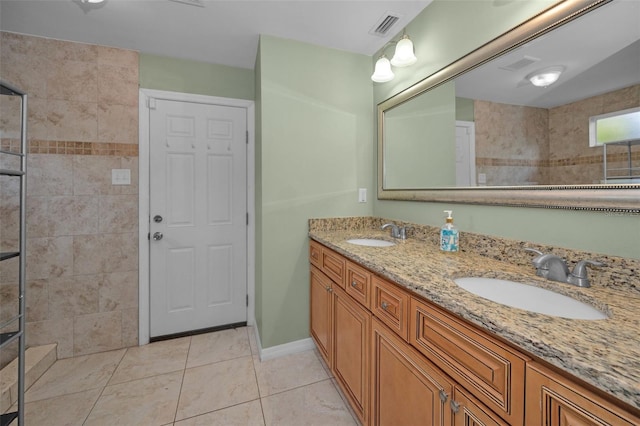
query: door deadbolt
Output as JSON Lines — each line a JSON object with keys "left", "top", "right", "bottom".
{"left": 153, "top": 215, "right": 163, "bottom": 223}
{"left": 152, "top": 232, "right": 163, "bottom": 241}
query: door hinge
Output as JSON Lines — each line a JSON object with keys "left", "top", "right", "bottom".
{"left": 246, "top": 294, "right": 249, "bottom": 307}
{"left": 147, "top": 98, "right": 157, "bottom": 110}
{"left": 147, "top": 232, "right": 150, "bottom": 240}
{"left": 246, "top": 212, "right": 249, "bottom": 225}
{"left": 246, "top": 130, "right": 249, "bottom": 144}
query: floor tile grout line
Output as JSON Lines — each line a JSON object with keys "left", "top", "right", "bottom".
{"left": 172, "top": 335, "right": 192, "bottom": 424}
{"left": 82, "top": 346, "right": 129, "bottom": 425}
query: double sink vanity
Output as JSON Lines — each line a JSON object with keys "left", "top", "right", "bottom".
{"left": 308, "top": 217, "right": 640, "bottom": 425}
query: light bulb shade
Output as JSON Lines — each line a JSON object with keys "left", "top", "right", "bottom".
{"left": 390, "top": 36, "right": 417, "bottom": 67}
{"left": 371, "top": 56, "right": 394, "bottom": 83}
{"left": 527, "top": 66, "right": 564, "bottom": 87}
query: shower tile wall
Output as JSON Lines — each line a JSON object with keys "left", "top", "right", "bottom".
{"left": 474, "top": 84, "right": 639, "bottom": 186}
{"left": 0, "top": 32, "right": 139, "bottom": 364}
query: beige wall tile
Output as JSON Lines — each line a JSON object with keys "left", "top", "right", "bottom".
{"left": 47, "top": 99, "right": 98, "bottom": 142}
{"left": 98, "top": 194, "right": 138, "bottom": 233}
{"left": 119, "top": 156, "right": 139, "bottom": 195}
{"left": 27, "top": 154, "right": 73, "bottom": 196}
{"left": 46, "top": 37, "right": 99, "bottom": 62}
{"left": 98, "top": 62, "right": 139, "bottom": 106}
{"left": 97, "top": 103, "right": 138, "bottom": 143}
{"left": 100, "top": 271, "right": 138, "bottom": 312}
{"left": 121, "top": 307, "right": 138, "bottom": 347}
{"left": 25, "top": 196, "right": 50, "bottom": 239}
{"left": 49, "top": 274, "right": 101, "bottom": 319}
{"left": 48, "top": 195, "right": 99, "bottom": 236}
{"left": 73, "top": 310, "right": 122, "bottom": 356}
{"left": 26, "top": 317, "right": 74, "bottom": 359}
{"left": 73, "top": 233, "right": 138, "bottom": 275}
{"left": 73, "top": 155, "right": 121, "bottom": 196}
{"left": 3, "top": 32, "right": 141, "bottom": 358}
{"left": 26, "top": 236, "right": 73, "bottom": 280}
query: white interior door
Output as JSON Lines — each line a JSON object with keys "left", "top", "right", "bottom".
{"left": 149, "top": 99, "right": 247, "bottom": 338}
{"left": 455, "top": 121, "right": 476, "bottom": 187}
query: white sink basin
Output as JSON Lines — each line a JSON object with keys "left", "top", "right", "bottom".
{"left": 346, "top": 238, "right": 396, "bottom": 247}
{"left": 454, "top": 277, "right": 607, "bottom": 320}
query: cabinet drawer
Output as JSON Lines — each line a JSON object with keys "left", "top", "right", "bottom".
{"left": 309, "top": 240, "right": 322, "bottom": 269}
{"left": 309, "top": 240, "right": 345, "bottom": 288}
{"left": 409, "top": 297, "right": 527, "bottom": 425}
{"left": 372, "top": 276, "right": 409, "bottom": 341}
{"left": 345, "top": 261, "right": 371, "bottom": 308}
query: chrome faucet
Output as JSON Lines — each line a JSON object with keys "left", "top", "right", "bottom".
{"left": 525, "top": 248, "right": 606, "bottom": 288}
{"left": 381, "top": 222, "right": 409, "bottom": 240}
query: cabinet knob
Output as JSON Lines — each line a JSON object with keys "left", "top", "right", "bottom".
{"left": 351, "top": 281, "right": 358, "bottom": 288}
{"left": 381, "top": 301, "right": 389, "bottom": 310}
{"left": 439, "top": 389, "right": 448, "bottom": 403}
{"left": 450, "top": 399, "right": 460, "bottom": 414}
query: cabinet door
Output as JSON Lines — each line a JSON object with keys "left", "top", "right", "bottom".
{"left": 410, "top": 297, "right": 527, "bottom": 425}
{"left": 452, "top": 386, "right": 509, "bottom": 426}
{"left": 526, "top": 362, "right": 640, "bottom": 426}
{"left": 371, "top": 318, "right": 453, "bottom": 426}
{"left": 333, "top": 285, "right": 370, "bottom": 426}
{"left": 310, "top": 266, "right": 332, "bottom": 367}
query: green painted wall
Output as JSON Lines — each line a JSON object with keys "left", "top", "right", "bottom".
{"left": 139, "top": 53, "right": 255, "bottom": 100}
{"left": 372, "top": 0, "right": 640, "bottom": 259}
{"left": 256, "top": 35, "right": 374, "bottom": 348}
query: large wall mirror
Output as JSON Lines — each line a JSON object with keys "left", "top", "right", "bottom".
{"left": 378, "top": 0, "right": 640, "bottom": 212}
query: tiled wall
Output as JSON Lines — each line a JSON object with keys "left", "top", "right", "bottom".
{"left": 548, "top": 84, "right": 640, "bottom": 184}
{"left": 474, "top": 84, "right": 640, "bottom": 186}
{"left": 474, "top": 100, "right": 549, "bottom": 185}
{"left": 0, "top": 32, "right": 139, "bottom": 363}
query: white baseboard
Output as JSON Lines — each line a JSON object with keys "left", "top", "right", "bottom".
{"left": 253, "top": 326, "right": 315, "bottom": 361}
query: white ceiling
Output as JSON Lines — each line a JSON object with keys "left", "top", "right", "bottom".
{"left": 0, "top": 0, "right": 432, "bottom": 70}
{"left": 455, "top": 0, "right": 640, "bottom": 108}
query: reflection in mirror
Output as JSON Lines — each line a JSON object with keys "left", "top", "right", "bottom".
{"left": 381, "top": 0, "right": 640, "bottom": 190}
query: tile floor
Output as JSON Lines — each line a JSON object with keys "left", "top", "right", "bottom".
{"left": 15, "top": 327, "right": 358, "bottom": 425}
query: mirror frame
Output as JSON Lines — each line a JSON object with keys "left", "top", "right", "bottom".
{"left": 377, "top": 0, "right": 640, "bottom": 213}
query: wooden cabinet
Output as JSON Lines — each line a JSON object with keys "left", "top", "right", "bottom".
{"left": 333, "top": 285, "right": 371, "bottom": 425}
{"left": 409, "top": 297, "right": 527, "bottom": 425}
{"left": 309, "top": 240, "right": 637, "bottom": 426}
{"left": 525, "top": 362, "right": 640, "bottom": 426}
{"left": 452, "top": 386, "right": 509, "bottom": 426}
{"left": 309, "top": 241, "right": 369, "bottom": 425}
{"left": 372, "top": 275, "right": 410, "bottom": 341}
{"left": 346, "top": 260, "right": 371, "bottom": 309}
{"left": 371, "top": 318, "right": 453, "bottom": 426}
{"left": 310, "top": 265, "right": 333, "bottom": 366}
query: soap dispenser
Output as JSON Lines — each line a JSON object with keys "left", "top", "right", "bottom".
{"left": 440, "top": 210, "right": 459, "bottom": 252}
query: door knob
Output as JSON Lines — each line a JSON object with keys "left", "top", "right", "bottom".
{"left": 152, "top": 232, "right": 163, "bottom": 241}
{"left": 153, "top": 215, "right": 163, "bottom": 223}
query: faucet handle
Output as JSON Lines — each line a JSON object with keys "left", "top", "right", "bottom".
{"left": 524, "top": 247, "right": 544, "bottom": 256}
{"left": 571, "top": 260, "right": 606, "bottom": 278}
{"left": 568, "top": 260, "right": 606, "bottom": 287}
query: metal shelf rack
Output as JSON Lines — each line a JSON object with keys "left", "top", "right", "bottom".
{"left": 0, "top": 80, "right": 27, "bottom": 426}
{"left": 603, "top": 139, "right": 640, "bottom": 183}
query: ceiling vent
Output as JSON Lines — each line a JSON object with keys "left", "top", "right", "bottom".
{"left": 169, "top": 0, "right": 205, "bottom": 7}
{"left": 499, "top": 55, "right": 540, "bottom": 72}
{"left": 369, "top": 13, "right": 401, "bottom": 37}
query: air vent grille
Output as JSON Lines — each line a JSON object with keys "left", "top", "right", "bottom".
{"left": 499, "top": 56, "right": 540, "bottom": 72}
{"left": 370, "top": 13, "right": 401, "bottom": 37}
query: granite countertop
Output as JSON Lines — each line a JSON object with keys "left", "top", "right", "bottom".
{"left": 309, "top": 224, "right": 640, "bottom": 412}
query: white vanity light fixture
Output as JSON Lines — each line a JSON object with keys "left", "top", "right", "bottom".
{"left": 81, "top": 0, "right": 104, "bottom": 3}
{"left": 527, "top": 66, "right": 565, "bottom": 87}
{"left": 371, "top": 32, "right": 418, "bottom": 83}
